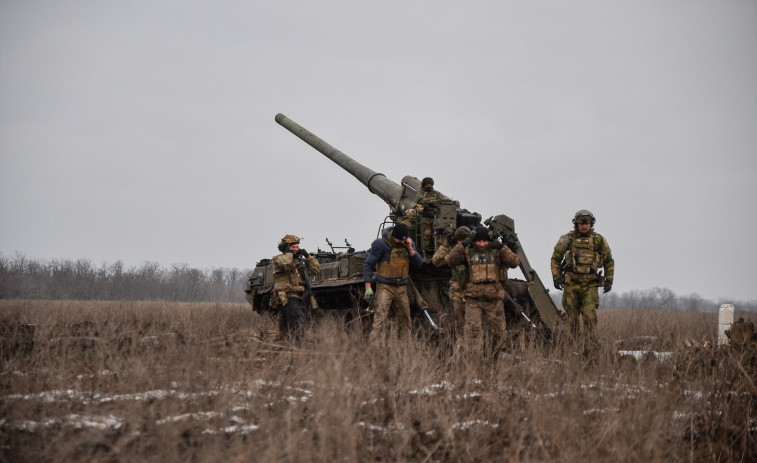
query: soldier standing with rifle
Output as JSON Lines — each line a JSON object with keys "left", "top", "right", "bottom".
{"left": 445, "top": 226, "right": 520, "bottom": 357}
{"left": 271, "top": 235, "right": 320, "bottom": 345}
{"left": 414, "top": 177, "right": 449, "bottom": 251}
{"left": 432, "top": 226, "right": 472, "bottom": 341}
{"left": 551, "top": 210, "right": 614, "bottom": 352}
{"left": 363, "top": 223, "right": 423, "bottom": 347}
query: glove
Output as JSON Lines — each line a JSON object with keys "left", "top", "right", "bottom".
{"left": 298, "top": 249, "right": 309, "bottom": 258}
{"left": 363, "top": 287, "right": 374, "bottom": 302}
{"left": 490, "top": 240, "right": 503, "bottom": 250}
{"left": 461, "top": 238, "right": 472, "bottom": 247}
{"left": 603, "top": 280, "right": 613, "bottom": 293}
{"left": 553, "top": 277, "right": 564, "bottom": 290}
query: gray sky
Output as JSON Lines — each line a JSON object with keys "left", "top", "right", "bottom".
{"left": 1, "top": 1, "right": 755, "bottom": 303}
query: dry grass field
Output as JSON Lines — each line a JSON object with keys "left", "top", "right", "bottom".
{"left": 1, "top": 300, "right": 755, "bottom": 462}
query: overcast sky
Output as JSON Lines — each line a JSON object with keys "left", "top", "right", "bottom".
{"left": 1, "top": 1, "right": 755, "bottom": 303}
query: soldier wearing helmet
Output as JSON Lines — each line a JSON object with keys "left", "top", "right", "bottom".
{"left": 271, "top": 234, "right": 321, "bottom": 344}
{"left": 551, "top": 210, "right": 614, "bottom": 350}
{"left": 445, "top": 226, "right": 520, "bottom": 357}
{"left": 414, "top": 177, "right": 449, "bottom": 251}
{"left": 432, "top": 226, "right": 472, "bottom": 340}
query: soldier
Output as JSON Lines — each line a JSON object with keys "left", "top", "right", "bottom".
{"left": 551, "top": 210, "right": 614, "bottom": 349}
{"left": 271, "top": 235, "right": 320, "bottom": 345}
{"left": 432, "top": 226, "right": 472, "bottom": 340}
{"left": 363, "top": 223, "right": 423, "bottom": 346}
{"left": 445, "top": 226, "right": 520, "bottom": 356}
{"left": 414, "top": 177, "right": 449, "bottom": 250}
{"left": 399, "top": 207, "right": 418, "bottom": 231}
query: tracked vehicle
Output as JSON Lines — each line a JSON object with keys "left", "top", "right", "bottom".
{"left": 245, "top": 114, "right": 563, "bottom": 335}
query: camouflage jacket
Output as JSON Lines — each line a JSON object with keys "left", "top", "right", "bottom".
{"left": 445, "top": 242, "right": 520, "bottom": 300}
{"left": 415, "top": 188, "right": 449, "bottom": 205}
{"left": 432, "top": 241, "right": 466, "bottom": 294}
{"left": 414, "top": 189, "right": 449, "bottom": 218}
{"left": 551, "top": 230, "right": 614, "bottom": 283}
{"left": 272, "top": 253, "right": 320, "bottom": 295}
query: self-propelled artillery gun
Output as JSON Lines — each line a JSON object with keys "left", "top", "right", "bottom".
{"left": 245, "top": 113, "right": 563, "bottom": 335}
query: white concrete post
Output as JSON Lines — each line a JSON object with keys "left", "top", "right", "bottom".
{"left": 718, "top": 304, "right": 734, "bottom": 346}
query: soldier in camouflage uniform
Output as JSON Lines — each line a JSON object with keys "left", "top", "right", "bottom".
{"left": 445, "top": 226, "right": 520, "bottom": 356}
{"left": 551, "top": 210, "right": 614, "bottom": 347}
{"left": 399, "top": 207, "right": 418, "bottom": 231}
{"left": 271, "top": 235, "right": 321, "bottom": 344}
{"left": 414, "top": 177, "right": 449, "bottom": 251}
{"left": 432, "top": 226, "right": 472, "bottom": 340}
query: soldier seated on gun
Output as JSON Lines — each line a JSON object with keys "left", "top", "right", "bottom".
{"left": 270, "top": 235, "right": 320, "bottom": 345}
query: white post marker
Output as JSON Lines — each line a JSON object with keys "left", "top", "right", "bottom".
{"left": 718, "top": 304, "right": 735, "bottom": 346}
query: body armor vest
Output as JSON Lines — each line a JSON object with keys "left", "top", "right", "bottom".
{"left": 469, "top": 248, "right": 499, "bottom": 284}
{"left": 417, "top": 190, "right": 442, "bottom": 217}
{"left": 565, "top": 233, "right": 602, "bottom": 275}
{"left": 376, "top": 240, "right": 411, "bottom": 279}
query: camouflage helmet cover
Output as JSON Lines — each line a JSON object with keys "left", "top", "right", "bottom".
{"left": 280, "top": 234, "right": 301, "bottom": 245}
{"left": 453, "top": 226, "right": 472, "bottom": 241}
{"left": 572, "top": 209, "right": 596, "bottom": 225}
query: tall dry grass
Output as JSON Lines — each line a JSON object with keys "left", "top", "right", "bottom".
{"left": 1, "top": 300, "right": 754, "bottom": 462}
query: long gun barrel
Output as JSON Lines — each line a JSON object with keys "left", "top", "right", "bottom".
{"left": 275, "top": 113, "right": 417, "bottom": 214}
{"left": 275, "top": 113, "right": 563, "bottom": 331}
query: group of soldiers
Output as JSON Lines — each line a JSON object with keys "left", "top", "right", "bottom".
{"left": 270, "top": 177, "right": 614, "bottom": 356}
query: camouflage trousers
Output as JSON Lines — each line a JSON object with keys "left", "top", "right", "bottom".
{"left": 562, "top": 280, "right": 600, "bottom": 343}
{"left": 369, "top": 282, "right": 412, "bottom": 347}
{"left": 421, "top": 218, "right": 434, "bottom": 250}
{"left": 459, "top": 297, "right": 506, "bottom": 356}
{"left": 446, "top": 288, "right": 465, "bottom": 341}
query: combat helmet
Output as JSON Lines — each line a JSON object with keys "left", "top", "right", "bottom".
{"left": 278, "top": 234, "right": 300, "bottom": 253}
{"left": 280, "top": 234, "right": 300, "bottom": 245}
{"left": 572, "top": 209, "right": 596, "bottom": 226}
{"left": 421, "top": 177, "right": 434, "bottom": 188}
{"left": 453, "top": 226, "right": 472, "bottom": 241}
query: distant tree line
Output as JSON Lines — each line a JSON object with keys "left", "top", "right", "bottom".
{"left": 2, "top": 254, "right": 755, "bottom": 312}
{"left": 0, "top": 254, "right": 251, "bottom": 303}
{"left": 551, "top": 286, "right": 756, "bottom": 312}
